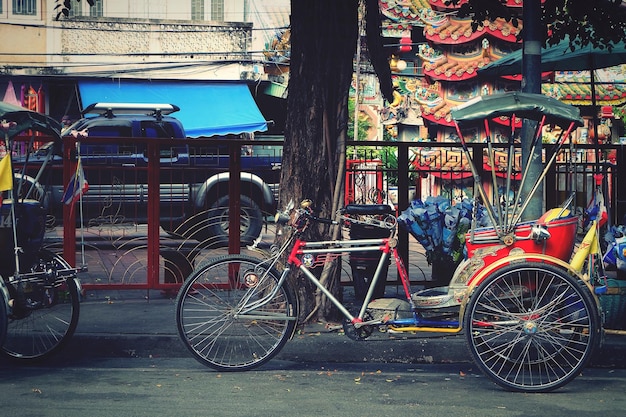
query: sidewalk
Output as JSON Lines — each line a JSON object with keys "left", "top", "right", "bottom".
{"left": 58, "top": 290, "right": 626, "bottom": 369}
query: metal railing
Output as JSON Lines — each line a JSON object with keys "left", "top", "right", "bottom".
{"left": 43, "top": 136, "right": 624, "bottom": 292}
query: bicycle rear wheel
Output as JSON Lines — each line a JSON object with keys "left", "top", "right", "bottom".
{"left": 176, "top": 254, "right": 297, "bottom": 371}
{"left": 464, "top": 262, "right": 600, "bottom": 392}
{"left": 2, "top": 250, "right": 80, "bottom": 361}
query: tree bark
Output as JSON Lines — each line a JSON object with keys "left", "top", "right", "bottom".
{"left": 279, "top": 0, "right": 358, "bottom": 322}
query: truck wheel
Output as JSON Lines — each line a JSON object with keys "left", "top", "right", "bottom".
{"left": 205, "top": 195, "right": 263, "bottom": 246}
{"left": 8, "top": 174, "right": 46, "bottom": 206}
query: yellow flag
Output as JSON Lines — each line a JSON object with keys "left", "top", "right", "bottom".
{"left": 0, "top": 154, "right": 13, "bottom": 192}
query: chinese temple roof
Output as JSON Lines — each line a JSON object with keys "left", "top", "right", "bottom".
{"left": 379, "top": 0, "right": 524, "bottom": 127}
{"left": 378, "top": 0, "right": 577, "bottom": 135}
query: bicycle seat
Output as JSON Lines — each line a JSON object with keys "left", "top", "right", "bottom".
{"left": 343, "top": 204, "right": 394, "bottom": 216}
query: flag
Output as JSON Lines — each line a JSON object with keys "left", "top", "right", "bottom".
{"left": 62, "top": 159, "right": 88, "bottom": 207}
{"left": 0, "top": 154, "right": 12, "bottom": 192}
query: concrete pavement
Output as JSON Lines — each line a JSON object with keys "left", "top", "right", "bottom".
{"left": 42, "top": 289, "right": 626, "bottom": 370}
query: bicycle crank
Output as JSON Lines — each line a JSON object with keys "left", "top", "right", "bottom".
{"left": 342, "top": 312, "right": 376, "bottom": 341}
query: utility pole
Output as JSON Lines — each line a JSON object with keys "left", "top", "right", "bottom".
{"left": 520, "top": 0, "right": 543, "bottom": 220}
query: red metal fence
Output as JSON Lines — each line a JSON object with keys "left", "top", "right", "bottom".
{"left": 46, "top": 137, "right": 624, "bottom": 292}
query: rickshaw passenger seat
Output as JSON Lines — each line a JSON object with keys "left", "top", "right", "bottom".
{"left": 343, "top": 204, "right": 393, "bottom": 216}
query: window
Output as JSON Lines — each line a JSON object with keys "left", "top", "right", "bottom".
{"left": 210, "top": 0, "right": 223, "bottom": 21}
{"left": 68, "top": 0, "right": 81, "bottom": 17}
{"left": 191, "top": 0, "right": 204, "bottom": 20}
{"left": 191, "top": 0, "right": 223, "bottom": 21}
{"left": 12, "top": 0, "right": 36, "bottom": 16}
{"left": 89, "top": 0, "right": 102, "bottom": 17}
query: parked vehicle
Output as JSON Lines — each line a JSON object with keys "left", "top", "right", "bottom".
{"left": 0, "top": 100, "right": 81, "bottom": 361}
{"left": 18, "top": 103, "right": 281, "bottom": 246}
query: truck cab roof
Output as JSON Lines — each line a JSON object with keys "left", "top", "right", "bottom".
{"left": 66, "top": 102, "right": 186, "bottom": 139}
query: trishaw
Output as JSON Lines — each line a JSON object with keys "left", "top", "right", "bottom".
{"left": 0, "top": 102, "right": 81, "bottom": 360}
{"left": 175, "top": 92, "right": 612, "bottom": 392}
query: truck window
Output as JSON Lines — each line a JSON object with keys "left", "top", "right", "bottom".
{"left": 141, "top": 121, "right": 177, "bottom": 139}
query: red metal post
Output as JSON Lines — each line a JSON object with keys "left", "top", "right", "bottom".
{"left": 228, "top": 141, "right": 241, "bottom": 254}
{"left": 146, "top": 141, "right": 161, "bottom": 289}
{"left": 62, "top": 136, "right": 77, "bottom": 267}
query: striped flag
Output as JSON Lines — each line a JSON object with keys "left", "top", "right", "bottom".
{"left": 62, "top": 159, "right": 88, "bottom": 209}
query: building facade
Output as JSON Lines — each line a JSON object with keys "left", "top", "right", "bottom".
{"left": 0, "top": 0, "right": 289, "bottom": 127}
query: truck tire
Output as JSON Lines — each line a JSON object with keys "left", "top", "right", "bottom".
{"left": 204, "top": 195, "right": 263, "bottom": 246}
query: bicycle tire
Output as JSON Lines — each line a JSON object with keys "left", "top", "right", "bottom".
{"left": 176, "top": 254, "right": 297, "bottom": 371}
{"left": 464, "top": 261, "right": 600, "bottom": 392}
{"left": 2, "top": 250, "right": 80, "bottom": 361}
{"left": 0, "top": 286, "right": 7, "bottom": 348}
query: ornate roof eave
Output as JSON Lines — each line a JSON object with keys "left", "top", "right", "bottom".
{"left": 424, "top": 17, "right": 522, "bottom": 44}
{"left": 543, "top": 83, "right": 626, "bottom": 106}
{"left": 429, "top": 0, "right": 525, "bottom": 9}
{"left": 420, "top": 102, "right": 455, "bottom": 126}
{"left": 380, "top": 0, "right": 429, "bottom": 22}
{"left": 423, "top": 54, "right": 496, "bottom": 81}
{"left": 496, "top": 73, "right": 553, "bottom": 82}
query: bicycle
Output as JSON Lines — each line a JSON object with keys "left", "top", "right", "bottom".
{"left": 175, "top": 92, "right": 606, "bottom": 392}
{"left": 0, "top": 102, "right": 81, "bottom": 361}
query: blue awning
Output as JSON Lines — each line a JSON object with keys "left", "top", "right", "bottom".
{"left": 77, "top": 80, "right": 268, "bottom": 138}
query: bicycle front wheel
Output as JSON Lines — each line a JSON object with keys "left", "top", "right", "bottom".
{"left": 464, "top": 262, "right": 600, "bottom": 392}
{"left": 3, "top": 250, "right": 80, "bottom": 361}
{"left": 176, "top": 255, "right": 297, "bottom": 371}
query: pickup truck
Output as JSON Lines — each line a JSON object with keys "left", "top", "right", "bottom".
{"left": 19, "top": 103, "right": 281, "bottom": 246}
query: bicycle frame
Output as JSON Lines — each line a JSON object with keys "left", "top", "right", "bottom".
{"left": 287, "top": 236, "right": 393, "bottom": 323}
{"left": 253, "top": 222, "right": 464, "bottom": 334}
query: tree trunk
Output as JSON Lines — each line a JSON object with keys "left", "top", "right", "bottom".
{"left": 278, "top": 0, "right": 358, "bottom": 323}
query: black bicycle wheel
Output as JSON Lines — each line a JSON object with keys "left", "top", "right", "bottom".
{"left": 0, "top": 287, "right": 7, "bottom": 348}
{"left": 176, "top": 254, "right": 297, "bottom": 371}
{"left": 464, "top": 262, "right": 600, "bottom": 392}
{"left": 2, "top": 250, "right": 80, "bottom": 361}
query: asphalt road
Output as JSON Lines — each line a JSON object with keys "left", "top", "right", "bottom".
{"left": 1, "top": 357, "right": 626, "bottom": 417}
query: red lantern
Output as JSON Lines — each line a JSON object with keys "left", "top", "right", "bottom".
{"left": 399, "top": 37, "right": 412, "bottom": 53}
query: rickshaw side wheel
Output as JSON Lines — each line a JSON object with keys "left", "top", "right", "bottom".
{"left": 1, "top": 249, "right": 80, "bottom": 361}
{"left": 464, "top": 261, "right": 600, "bottom": 393}
{"left": 0, "top": 290, "right": 7, "bottom": 348}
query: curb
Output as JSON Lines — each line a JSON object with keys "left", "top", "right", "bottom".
{"left": 27, "top": 297, "right": 626, "bottom": 369}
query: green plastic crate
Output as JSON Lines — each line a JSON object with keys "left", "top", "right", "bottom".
{"left": 600, "top": 279, "right": 626, "bottom": 330}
